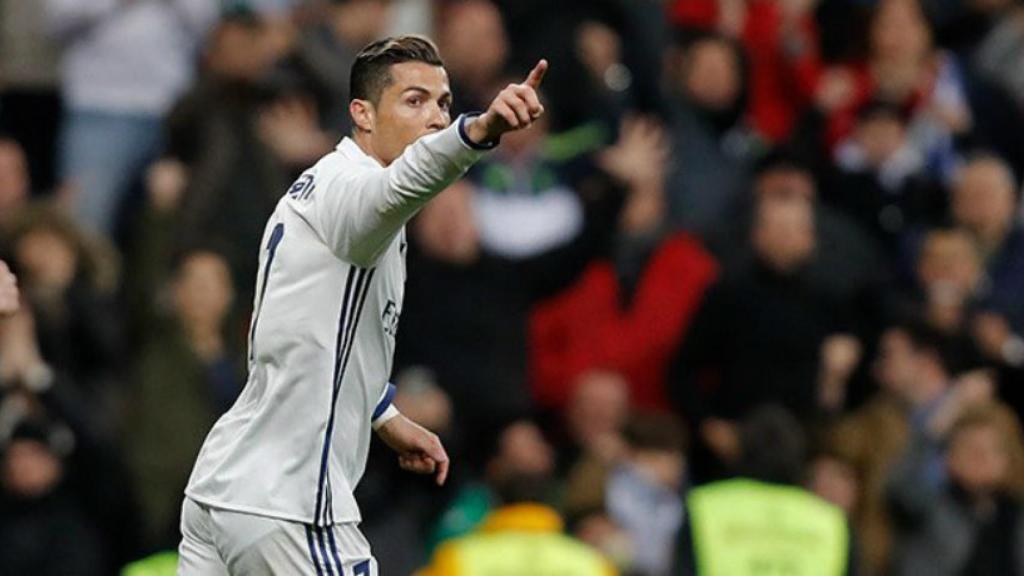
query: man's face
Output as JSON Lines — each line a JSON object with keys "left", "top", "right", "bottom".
{"left": 751, "top": 197, "right": 816, "bottom": 273}
{"left": 947, "top": 423, "right": 1009, "bottom": 495}
{"left": 365, "top": 62, "right": 452, "bottom": 165}
{"left": 683, "top": 39, "right": 740, "bottom": 111}
{"left": 873, "top": 328, "right": 929, "bottom": 401}
{"left": 0, "top": 141, "right": 28, "bottom": 213}
{"left": 952, "top": 160, "right": 1017, "bottom": 240}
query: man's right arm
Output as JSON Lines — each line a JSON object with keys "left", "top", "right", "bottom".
{"left": 312, "top": 60, "right": 548, "bottom": 267}
{"left": 312, "top": 115, "right": 491, "bottom": 267}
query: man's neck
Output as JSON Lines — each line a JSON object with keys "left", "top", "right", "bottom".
{"left": 352, "top": 131, "right": 387, "bottom": 167}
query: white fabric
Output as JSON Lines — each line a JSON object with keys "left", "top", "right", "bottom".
{"left": 46, "top": 0, "right": 216, "bottom": 114}
{"left": 186, "top": 117, "right": 486, "bottom": 526}
{"left": 473, "top": 184, "right": 583, "bottom": 259}
{"left": 178, "top": 497, "right": 378, "bottom": 576}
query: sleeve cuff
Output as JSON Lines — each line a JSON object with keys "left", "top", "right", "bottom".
{"left": 457, "top": 113, "right": 499, "bottom": 151}
{"left": 371, "top": 383, "right": 398, "bottom": 429}
{"left": 372, "top": 404, "right": 400, "bottom": 430}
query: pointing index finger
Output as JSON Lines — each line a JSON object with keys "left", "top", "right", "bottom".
{"left": 524, "top": 59, "right": 548, "bottom": 90}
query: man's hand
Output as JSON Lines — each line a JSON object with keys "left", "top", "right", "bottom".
{"left": 0, "top": 261, "right": 19, "bottom": 317}
{"left": 466, "top": 59, "right": 548, "bottom": 145}
{"left": 376, "top": 413, "right": 450, "bottom": 486}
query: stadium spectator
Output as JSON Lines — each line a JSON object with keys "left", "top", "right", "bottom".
{"left": 662, "top": 30, "right": 761, "bottom": 237}
{"left": 671, "top": 184, "right": 876, "bottom": 480}
{"left": 45, "top": 0, "right": 218, "bottom": 235}
{"left": 0, "top": 137, "right": 32, "bottom": 234}
{"left": 428, "top": 417, "right": 555, "bottom": 546}
{"left": 0, "top": 0, "right": 61, "bottom": 191}
{"left": 603, "top": 411, "right": 687, "bottom": 576}
{"left": 289, "top": 0, "right": 394, "bottom": 135}
{"left": 677, "top": 405, "right": 855, "bottom": 576}
{"left": 0, "top": 415, "right": 104, "bottom": 576}
{"left": 490, "top": 0, "right": 666, "bottom": 131}
{"left": 437, "top": 0, "right": 510, "bottom": 118}
{"left": 973, "top": 2, "right": 1024, "bottom": 111}
{"left": 824, "top": 0, "right": 972, "bottom": 184}
{"left": 124, "top": 246, "right": 241, "bottom": 549}
{"left": 907, "top": 229, "right": 986, "bottom": 335}
{"left": 669, "top": 0, "right": 825, "bottom": 143}
{"left": 419, "top": 417, "right": 615, "bottom": 576}
{"left": 887, "top": 402, "right": 1024, "bottom": 575}
{"left": 0, "top": 260, "right": 17, "bottom": 316}
{"left": 530, "top": 116, "right": 718, "bottom": 410}
{"left": 7, "top": 205, "right": 122, "bottom": 407}
{"left": 808, "top": 447, "right": 861, "bottom": 518}
{"left": 827, "top": 100, "right": 946, "bottom": 254}
{"left": 560, "top": 370, "right": 630, "bottom": 469}
{"left": 829, "top": 318, "right": 993, "bottom": 574}
{"left": 0, "top": 304, "right": 142, "bottom": 572}
{"left": 952, "top": 154, "right": 1024, "bottom": 339}
{"left": 164, "top": 8, "right": 332, "bottom": 291}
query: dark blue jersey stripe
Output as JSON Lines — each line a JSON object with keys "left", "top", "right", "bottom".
{"left": 372, "top": 383, "right": 397, "bottom": 422}
{"left": 314, "top": 267, "right": 360, "bottom": 525}
{"left": 305, "top": 524, "right": 325, "bottom": 576}
{"left": 315, "top": 526, "right": 336, "bottom": 576}
{"left": 315, "top": 266, "right": 376, "bottom": 526}
{"left": 248, "top": 222, "right": 285, "bottom": 362}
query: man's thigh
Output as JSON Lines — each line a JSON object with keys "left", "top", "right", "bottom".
{"left": 178, "top": 498, "right": 229, "bottom": 576}
{"left": 210, "top": 507, "right": 377, "bottom": 576}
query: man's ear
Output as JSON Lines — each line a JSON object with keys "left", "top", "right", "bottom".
{"left": 350, "top": 99, "right": 375, "bottom": 133}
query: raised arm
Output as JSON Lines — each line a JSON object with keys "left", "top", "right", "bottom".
{"left": 313, "top": 60, "right": 548, "bottom": 267}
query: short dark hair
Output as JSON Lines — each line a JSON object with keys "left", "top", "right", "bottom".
{"left": 623, "top": 410, "right": 688, "bottom": 454}
{"left": 891, "top": 317, "right": 956, "bottom": 374}
{"left": 737, "top": 405, "right": 807, "bottom": 486}
{"left": 350, "top": 35, "right": 444, "bottom": 104}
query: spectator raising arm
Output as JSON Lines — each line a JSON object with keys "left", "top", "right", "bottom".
{"left": 0, "top": 261, "right": 19, "bottom": 316}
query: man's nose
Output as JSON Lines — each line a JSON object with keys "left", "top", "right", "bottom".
{"left": 427, "top": 104, "right": 449, "bottom": 131}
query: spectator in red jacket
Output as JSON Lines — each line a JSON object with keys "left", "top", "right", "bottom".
{"left": 669, "top": 0, "right": 824, "bottom": 143}
{"left": 529, "top": 117, "right": 718, "bottom": 411}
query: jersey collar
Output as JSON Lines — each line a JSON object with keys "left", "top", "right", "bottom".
{"left": 336, "top": 137, "right": 385, "bottom": 168}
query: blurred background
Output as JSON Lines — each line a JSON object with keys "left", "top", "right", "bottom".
{"left": 1, "top": 0, "right": 1024, "bottom": 574}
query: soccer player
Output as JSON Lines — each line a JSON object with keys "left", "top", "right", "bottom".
{"left": 0, "top": 260, "right": 18, "bottom": 316}
{"left": 179, "top": 36, "right": 547, "bottom": 575}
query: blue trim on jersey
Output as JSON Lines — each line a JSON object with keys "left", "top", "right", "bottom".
{"left": 314, "top": 266, "right": 376, "bottom": 526}
{"left": 314, "top": 267, "right": 360, "bottom": 526}
{"left": 326, "top": 527, "right": 345, "bottom": 572}
{"left": 316, "top": 527, "right": 336, "bottom": 576}
{"left": 458, "top": 113, "right": 499, "bottom": 150}
{"left": 311, "top": 266, "right": 356, "bottom": 524}
{"left": 249, "top": 222, "right": 285, "bottom": 362}
{"left": 371, "top": 383, "right": 397, "bottom": 422}
{"left": 306, "top": 524, "right": 325, "bottom": 576}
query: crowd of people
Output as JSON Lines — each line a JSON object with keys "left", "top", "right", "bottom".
{"left": 1, "top": 0, "right": 1024, "bottom": 574}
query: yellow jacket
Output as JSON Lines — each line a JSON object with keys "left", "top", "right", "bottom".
{"left": 419, "top": 504, "right": 617, "bottom": 576}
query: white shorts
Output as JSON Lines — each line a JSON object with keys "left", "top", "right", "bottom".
{"left": 178, "top": 497, "right": 378, "bottom": 576}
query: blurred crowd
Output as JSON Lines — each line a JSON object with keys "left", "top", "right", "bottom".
{"left": 1, "top": 0, "right": 1024, "bottom": 574}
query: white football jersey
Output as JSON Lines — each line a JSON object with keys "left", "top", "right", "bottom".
{"left": 185, "top": 116, "right": 490, "bottom": 526}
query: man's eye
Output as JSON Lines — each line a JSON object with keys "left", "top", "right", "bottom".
{"left": 408, "top": 97, "right": 422, "bottom": 106}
